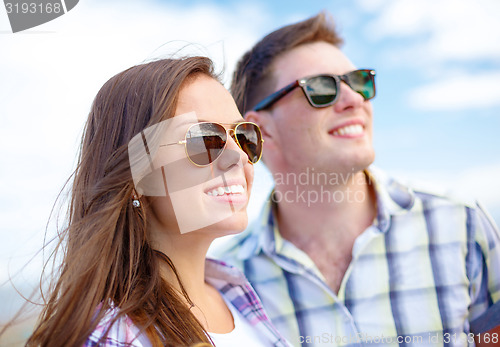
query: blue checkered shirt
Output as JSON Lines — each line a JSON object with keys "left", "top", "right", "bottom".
{"left": 213, "top": 169, "right": 500, "bottom": 346}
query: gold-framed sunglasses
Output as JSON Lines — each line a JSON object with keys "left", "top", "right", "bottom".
{"left": 161, "top": 122, "right": 264, "bottom": 167}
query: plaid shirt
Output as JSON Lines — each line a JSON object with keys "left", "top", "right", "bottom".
{"left": 84, "top": 259, "right": 290, "bottom": 347}
{"left": 213, "top": 168, "right": 500, "bottom": 346}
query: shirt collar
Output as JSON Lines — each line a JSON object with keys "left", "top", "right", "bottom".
{"left": 205, "top": 258, "right": 248, "bottom": 287}
{"left": 367, "top": 167, "right": 415, "bottom": 232}
{"left": 236, "top": 167, "right": 416, "bottom": 260}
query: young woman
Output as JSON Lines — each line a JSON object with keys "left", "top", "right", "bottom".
{"left": 24, "top": 57, "right": 289, "bottom": 346}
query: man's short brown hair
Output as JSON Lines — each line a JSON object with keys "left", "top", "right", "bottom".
{"left": 231, "top": 11, "right": 343, "bottom": 114}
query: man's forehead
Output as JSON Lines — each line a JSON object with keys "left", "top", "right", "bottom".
{"left": 271, "top": 42, "right": 354, "bottom": 83}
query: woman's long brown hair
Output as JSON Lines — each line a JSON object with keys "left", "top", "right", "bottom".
{"left": 25, "top": 57, "right": 218, "bottom": 346}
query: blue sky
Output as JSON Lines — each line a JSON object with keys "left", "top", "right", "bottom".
{"left": 1, "top": 0, "right": 499, "bottom": 323}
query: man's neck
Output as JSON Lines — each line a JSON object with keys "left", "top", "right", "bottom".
{"left": 274, "top": 169, "right": 377, "bottom": 294}
{"left": 275, "top": 170, "right": 376, "bottom": 240}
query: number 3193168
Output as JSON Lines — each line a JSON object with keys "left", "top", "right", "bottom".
{"left": 5, "top": 2, "right": 62, "bottom": 14}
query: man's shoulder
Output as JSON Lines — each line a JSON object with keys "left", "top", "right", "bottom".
{"left": 411, "top": 182, "right": 476, "bottom": 210}
{"left": 372, "top": 167, "right": 478, "bottom": 210}
{"left": 373, "top": 167, "right": 498, "bottom": 234}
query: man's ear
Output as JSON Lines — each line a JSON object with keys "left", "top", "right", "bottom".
{"left": 245, "top": 110, "right": 276, "bottom": 147}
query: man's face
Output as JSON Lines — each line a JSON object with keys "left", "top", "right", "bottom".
{"left": 264, "top": 41, "right": 375, "bottom": 175}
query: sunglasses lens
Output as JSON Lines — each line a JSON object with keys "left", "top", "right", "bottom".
{"left": 346, "top": 70, "right": 376, "bottom": 100}
{"left": 186, "top": 123, "right": 226, "bottom": 166}
{"left": 234, "top": 123, "right": 263, "bottom": 164}
{"left": 306, "top": 76, "right": 338, "bottom": 106}
{"left": 304, "top": 70, "right": 376, "bottom": 107}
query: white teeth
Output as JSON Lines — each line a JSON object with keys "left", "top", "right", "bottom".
{"left": 207, "top": 184, "right": 244, "bottom": 196}
{"left": 332, "top": 124, "right": 363, "bottom": 136}
{"left": 231, "top": 185, "right": 244, "bottom": 193}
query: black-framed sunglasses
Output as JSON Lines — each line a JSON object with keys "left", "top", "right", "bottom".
{"left": 161, "top": 122, "right": 264, "bottom": 167}
{"left": 253, "top": 69, "right": 376, "bottom": 111}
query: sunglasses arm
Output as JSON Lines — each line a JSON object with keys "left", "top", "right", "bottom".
{"left": 253, "top": 80, "right": 300, "bottom": 111}
{"left": 159, "top": 140, "right": 186, "bottom": 147}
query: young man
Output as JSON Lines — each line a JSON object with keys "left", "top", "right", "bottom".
{"left": 214, "top": 12, "right": 500, "bottom": 346}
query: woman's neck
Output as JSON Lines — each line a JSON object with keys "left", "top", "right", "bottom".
{"left": 153, "top": 233, "right": 234, "bottom": 333}
{"left": 154, "top": 231, "right": 211, "bottom": 300}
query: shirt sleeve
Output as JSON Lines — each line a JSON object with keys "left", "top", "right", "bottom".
{"left": 468, "top": 202, "right": 500, "bottom": 333}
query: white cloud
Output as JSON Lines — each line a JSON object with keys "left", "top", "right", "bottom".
{"left": 453, "top": 165, "right": 500, "bottom": 210}
{"left": 364, "top": 0, "right": 430, "bottom": 37}
{"left": 355, "top": 0, "right": 392, "bottom": 13}
{"left": 357, "top": 0, "right": 500, "bottom": 111}
{"left": 363, "top": 0, "right": 500, "bottom": 64}
{"left": 409, "top": 71, "right": 500, "bottom": 110}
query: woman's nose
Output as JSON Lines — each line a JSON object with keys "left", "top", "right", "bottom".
{"left": 216, "top": 132, "right": 247, "bottom": 170}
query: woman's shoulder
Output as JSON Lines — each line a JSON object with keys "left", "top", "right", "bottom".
{"left": 84, "top": 306, "right": 152, "bottom": 347}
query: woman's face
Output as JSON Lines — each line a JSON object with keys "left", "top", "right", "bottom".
{"left": 138, "top": 75, "right": 254, "bottom": 237}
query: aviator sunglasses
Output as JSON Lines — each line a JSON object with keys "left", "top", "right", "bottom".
{"left": 253, "top": 69, "right": 376, "bottom": 111}
{"left": 161, "top": 122, "right": 264, "bottom": 167}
